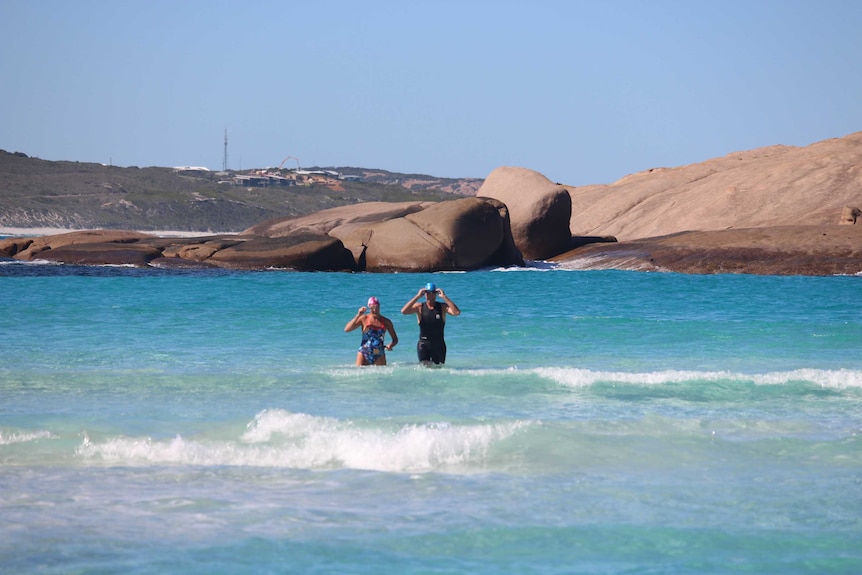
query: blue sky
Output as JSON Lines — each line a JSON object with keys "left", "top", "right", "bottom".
{"left": 1, "top": 0, "right": 860, "bottom": 185}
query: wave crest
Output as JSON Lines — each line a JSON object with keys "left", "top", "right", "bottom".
{"left": 75, "top": 410, "right": 530, "bottom": 473}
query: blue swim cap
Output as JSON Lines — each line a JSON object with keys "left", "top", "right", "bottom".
{"left": 425, "top": 282, "right": 436, "bottom": 292}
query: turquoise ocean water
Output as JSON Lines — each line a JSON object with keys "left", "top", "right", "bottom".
{"left": 1, "top": 261, "right": 861, "bottom": 574}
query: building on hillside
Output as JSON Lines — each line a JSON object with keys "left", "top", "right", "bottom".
{"left": 233, "top": 173, "right": 296, "bottom": 187}
{"left": 172, "top": 166, "right": 210, "bottom": 173}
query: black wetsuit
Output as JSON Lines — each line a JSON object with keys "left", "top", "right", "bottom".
{"left": 417, "top": 302, "right": 447, "bottom": 364}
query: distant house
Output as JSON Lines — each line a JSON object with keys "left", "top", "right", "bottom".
{"left": 233, "top": 173, "right": 296, "bottom": 187}
{"left": 172, "top": 166, "right": 210, "bottom": 173}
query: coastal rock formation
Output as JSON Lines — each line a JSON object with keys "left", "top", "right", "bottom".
{"left": 477, "top": 167, "right": 574, "bottom": 260}
{"left": 35, "top": 241, "right": 164, "bottom": 267}
{"left": 0, "top": 230, "right": 357, "bottom": 271}
{"left": 565, "top": 131, "right": 862, "bottom": 240}
{"left": 4, "top": 131, "right": 862, "bottom": 275}
{"left": 0, "top": 197, "right": 525, "bottom": 272}
{"left": 552, "top": 224, "right": 862, "bottom": 276}
{"left": 11, "top": 230, "right": 155, "bottom": 260}
{"left": 206, "top": 234, "right": 356, "bottom": 271}
{"left": 331, "top": 197, "right": 523, "bottom": 272}
{"left": 247, "top": 197, "right": 523, "bottom": 272}
{"left": 244, "top": 201, "right": 433, "bottom": 238}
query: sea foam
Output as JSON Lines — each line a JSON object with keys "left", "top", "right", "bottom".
{"left": 75, "top": 410, "right": 530, "bottom": 473}
{"left": 0, "top": 429, "right": 54, "bottom": 445}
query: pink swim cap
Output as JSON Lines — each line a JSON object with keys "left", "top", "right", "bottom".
{"left": 367, "top": 296, "right": 379, "bottom": 307}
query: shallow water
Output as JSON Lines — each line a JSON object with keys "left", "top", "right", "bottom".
{"left": 2, "top": 263, "right": 861, "bottom": 573}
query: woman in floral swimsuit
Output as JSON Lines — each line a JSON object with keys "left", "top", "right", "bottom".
{"left": 344, "top": 296, "right": 399, "bottom": 366}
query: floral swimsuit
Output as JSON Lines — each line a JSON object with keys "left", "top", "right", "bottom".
{"left": 359, "top": 321, "right": 387, "bottom": 364}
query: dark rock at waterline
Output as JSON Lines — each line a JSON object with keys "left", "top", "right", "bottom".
{"left": 35, "top": 241, "right": 164, "bottom": 267}
{"left": 552, "top": 224, "right": 862, "bottom": 275}
{"left": 206, "top": 234, "right": 357, "bottom": 271}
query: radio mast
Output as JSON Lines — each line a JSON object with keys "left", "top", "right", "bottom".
{"left": 223, "top": 129, "right": 229, "bottom": 171}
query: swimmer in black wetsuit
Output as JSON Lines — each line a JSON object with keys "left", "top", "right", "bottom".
{"left": 400, "top": 282, "right": 461, "bottom": 365}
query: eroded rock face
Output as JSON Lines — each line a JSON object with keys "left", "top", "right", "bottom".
{"left": 35, "top": 242, "right": 164, "bottom": 266}
{"left": 206, "top": 234, "right": 356, "bottom": 271}
{"left": 331, "top": 197, "right": 524, "bottom": 272}
{"left": 564, "top": 131, "right": 862, "bottom": 240}
{"left": 244, "top": 201, "right": 433, "bottom": 238}
{"left": 477, "top": 167, "right": 573, "bottom": 260}
{"left": 0, "top": 229, "right": 356, "bottom": 271}
{"left": 11, "top": 230, "right": 155, "bottom": 260}
{"left": 552, "top": 224, "right": 862, "bottom": 275}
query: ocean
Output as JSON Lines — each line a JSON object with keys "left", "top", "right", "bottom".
{"left": 1, "top": 261, "right": 860, "bottom": 574}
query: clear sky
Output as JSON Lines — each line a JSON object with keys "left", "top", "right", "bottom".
{"left": 1, "top": 0, "right": 860, "bottom": 185}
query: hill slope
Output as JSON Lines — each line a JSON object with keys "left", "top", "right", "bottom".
{"left": 0, "top": 152, "right": 472, "bottom": 232}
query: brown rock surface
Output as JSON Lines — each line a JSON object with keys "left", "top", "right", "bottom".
{"left": 36, "top": 242, "right": 164, "bottom": 267}
{"left": 553, "top": 224, "right": 862, "bottom": 275}
{"left": 331, "top": 197, "right": 524, "bottom": 272}
{"left": 205, "top": 234, "right": 356, "bottom": 271}
{"left": 1, "top": 229, "right": 356, "bottom": 271}
{"left": 10, "top": 230, "right": 156, "bottom": 260}
{"left": 566, "top": 131, "right": 862, "bottom": 240}
{"left": 5, "top": 132, "right": 861, "bottom": 275}
{"left": 477, "top": 167, "right": 573, "bottom": 260}
{"left": 244, "top": 201, "right": 433, "bottom": 237}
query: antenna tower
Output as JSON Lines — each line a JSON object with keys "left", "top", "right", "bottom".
{"left": 223, "top": 129, "right": 229, "bottom": 171}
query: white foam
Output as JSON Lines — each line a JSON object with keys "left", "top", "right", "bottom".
{"left": 490, "top": 261, "right": 558, "bottom": 272}
{"left": 0, "top": 429, "right": 54, "bottom": 445}
{"left": 75, "top": 410, "right": 531, "bottom": 473}
{"left": 751, "top": 368, "right": 862, "bottom": 390}
{"left": 522, "top": 366, "right": 862, "bottom": 390}
{"left": 533, "top": 367, "right": 737, "bottom": 387}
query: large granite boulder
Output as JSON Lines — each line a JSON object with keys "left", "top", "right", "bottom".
{"left": 330, "top": 197, "right": 523, "bottom": 272}
{"left": 564, "top": 131, "right": 862, "bottom": 241}
{"left": 194, "top": 233, "right": 356, "bottom": 271}
{"left": 244, "top": 201, "right": 433, "bottom": 237}
{"left": 477, "top": 167, "right": 573, "bottom": 260}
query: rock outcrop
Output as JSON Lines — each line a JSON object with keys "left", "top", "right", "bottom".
{"left": 245, "top": 201, "right": 433, "bottom": 238}
{"left": 565, "top": 131, "right": 862, "bottom": 240}
{"left": 331, "top": 197, "right": 523, "bottom": 272}
{"left": 552, "top": 224, "right": 862, "bottom": 276}
{"left": 477, "top": 167, "right": 574, "bottom": 260}
{"left": 4, "top": 131, "right": 862, "bottom": 275}
{"left": 0, "top": 230, "right": 357, "bottom": 271}
{"left": 0, "top": 197, "right": 525, "bottom": 272}
{"left": 248, "top": 197, "right": 524, "bottom": 272}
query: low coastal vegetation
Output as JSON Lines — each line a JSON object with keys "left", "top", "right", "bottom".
{"left": 0, "top": 150, "right": 477, "bottom": 232}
